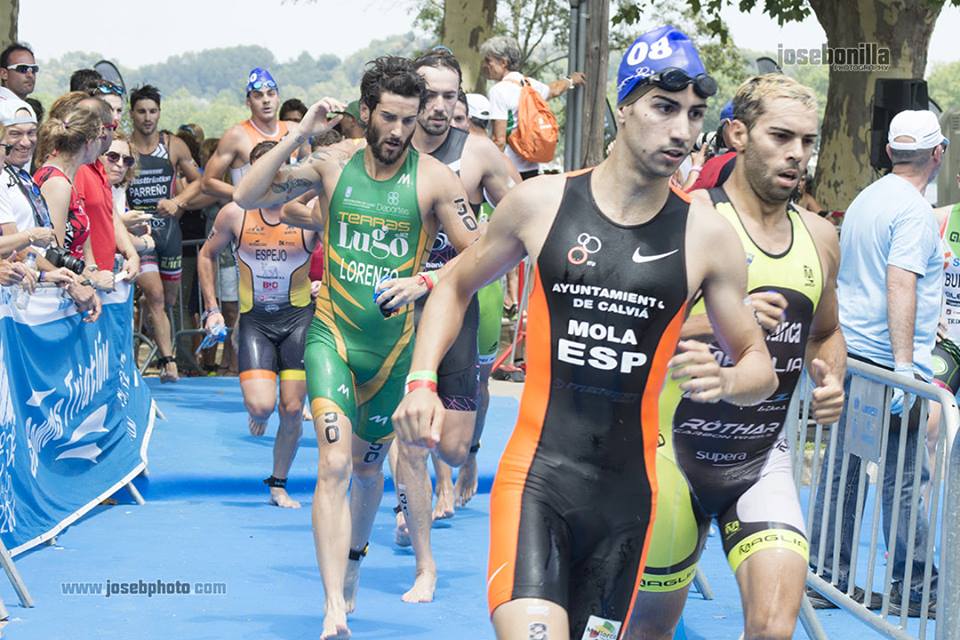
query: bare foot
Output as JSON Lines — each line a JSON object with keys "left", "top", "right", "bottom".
{"left": 401, "top": 568, "right": 436, "bottom": 603}
{"left": 344, "top": 558, "right": 362, "bottom": 613}
{"left": 394, "top": 508, "right": 411, "bottom": 547}
{"left": 454, "top": 456, "right": 479, "bottom": 508}
{"left": 268, "top": 487, "right": 301, "bottom": 509}
{"left": 433, "top": 482, "right": 455, "bottom": 520}
{"left": 320, "top": 607, "right": 350, "bottom": 640}
{"left": 160, "top": 360, "right": 179, "bottom": 383}
{"left": 248, "top": 416, "right": 268, "bottom": 437}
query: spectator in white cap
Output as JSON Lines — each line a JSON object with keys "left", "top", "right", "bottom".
{"left": 465, "top": 93, "right": 491, "bottom": 136}
{"left": 0, "top": 98, "right": 99, "bottom": 318}
{"left": 808, "top": 109, "right": 945, "bottom": 616}
{"left": 0, "top": 98, "right": 56, "bottom": 252}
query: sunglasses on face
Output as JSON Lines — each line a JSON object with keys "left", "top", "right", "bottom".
{"left": 5, "top": 63, "right": 38, "bottom": 74}
{"left": 248, "top": 80, "right": 277, "bottom": 92}
{"left": 104, "top": 151, "right": 135, "bottom": 167}
{"left": 96, "top": 80, "right": 124, "bottom": 96}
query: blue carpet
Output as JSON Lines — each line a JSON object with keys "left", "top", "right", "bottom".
{"left": 0, "top": 378, "right": 929, "bottom": 639}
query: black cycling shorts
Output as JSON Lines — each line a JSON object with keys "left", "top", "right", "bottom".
{"left": 238, "top": 305, "right": 313, "bottom": 382}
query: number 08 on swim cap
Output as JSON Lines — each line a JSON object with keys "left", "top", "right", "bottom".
{"left": 617, "top": 25, "right": 717, "bottom": 106}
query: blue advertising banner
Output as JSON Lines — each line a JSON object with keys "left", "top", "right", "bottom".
{"left": 0, "top": 282, "right": 154, "bottom": 555}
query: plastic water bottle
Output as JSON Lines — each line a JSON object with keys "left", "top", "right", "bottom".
{"left": 15, "top": 253, "right": 38, "bottom": 310}
{"left": 195, "top": 323, "right": 228, "bottom": 354}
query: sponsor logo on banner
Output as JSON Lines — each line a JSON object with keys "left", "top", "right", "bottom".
{"left": 0, "top": 341, "right": 17, "bottom": 534}
{"left": 25, "top": 333, "right": 110, "bottom": 476}
{"left": 0, "top": 283, "right": 154, "bottom": 555}
{"left": 581, "top": 615, "right": 622, "bottom": 640}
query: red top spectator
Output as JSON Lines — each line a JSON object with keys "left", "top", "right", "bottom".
{"left": 75, "top": 159, "right": 116, "bottom": 270}
{"left": 691, "top": 151, "right": 736, "bottom": 191}
{"left": 34, "top": 165, "right": 90, "bottom": 259}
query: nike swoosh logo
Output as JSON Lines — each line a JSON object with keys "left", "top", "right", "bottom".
{"left": 632, "top": 248, "right": 679, "bottom": 264}
{"left": 487, "top": 562, "right": 509, "bottom": 590}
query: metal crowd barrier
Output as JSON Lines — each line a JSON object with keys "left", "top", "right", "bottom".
{"left": 784, "top": 358, "right": 960, "bottom": 640}
{"left": 134, "top": 238, "right": 233, "bottom": 374}
{"left": 492, "top": 257, "right": 534, "bottom": 380}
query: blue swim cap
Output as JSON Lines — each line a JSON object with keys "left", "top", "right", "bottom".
{"left": 246, "top": 68, "right": 278, "bottom": 94}
{"left": 720, "top": 100, "right": 734, "bottom": 122}
{"left": 617, "top": 25, "right": 708, "bottom": 105}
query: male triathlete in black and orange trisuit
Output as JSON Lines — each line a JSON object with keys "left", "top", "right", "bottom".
{"left": 392, "top": 26, "right": 778, "bottom": 640}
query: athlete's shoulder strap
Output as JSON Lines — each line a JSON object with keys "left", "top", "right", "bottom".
{"left": 564, "top": 167, "right": 593, "bottom": 179}
{"left": 706, "top": 186, "right": 730, "bottom": 207}
{"left": 669, "top": 183, "right": 692, "bottom": 203}
{"left": 240, "top": 120, "right": 258, "bottom": 144}
{"left": 237, "top": 207, "right": 252, "bottom": 246}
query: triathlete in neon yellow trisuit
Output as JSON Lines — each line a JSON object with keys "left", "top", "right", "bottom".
{"left": 199, "top": 141, "right": 318, "bottom": 510}
{"left": 233, "top": 56, "right": 480, "bottom": 640}
{"left": 628, "top": 74, "right": 845, "bottom": 640}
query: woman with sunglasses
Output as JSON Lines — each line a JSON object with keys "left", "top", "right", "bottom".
{"left": 102, "top": 131, "right": 154, "bottom": 260}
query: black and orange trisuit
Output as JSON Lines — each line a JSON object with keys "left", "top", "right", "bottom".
{"left": 486, "top": 169, "right": 690, "bottom": 638}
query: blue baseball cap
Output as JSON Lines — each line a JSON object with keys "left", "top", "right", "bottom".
{"left": 617, "top": 26, "right": 710, "bottom": 105}
{"left": 720, "top": 100, "right": 734, "bottom": 122}
{"left": 246, "top": 67, "right": 278, "bottom": 94}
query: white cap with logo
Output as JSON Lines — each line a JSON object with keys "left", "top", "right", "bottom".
{"left": 0, "top": 97, "right": 37, "bottom": 126}
{"left": 888, "top": 109, "right": 948, "bottom": 151}
{"left": 466, "top": 93, "right": 491, "bottom": 121}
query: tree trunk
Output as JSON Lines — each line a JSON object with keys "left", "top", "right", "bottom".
{"left": 442, "top": 0, "right": 497, "bottom": 93}
{"left": 580, "top": 0, "right": 609, "bottom": 167}
{"left": 0, "top": 0, "right": 16, "bottom": 50}
{"left": 809, "top": 0, "right": 942, "bottom": 210}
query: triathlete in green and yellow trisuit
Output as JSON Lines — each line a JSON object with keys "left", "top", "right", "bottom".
{"left": 229, "top": 57, "right": 481, "bottom": 638}
{"left": 476, "top": 203, "right": 505, "bottom": 366}
{"left": 305, "top": 147, "right": 428, "bottom": 443}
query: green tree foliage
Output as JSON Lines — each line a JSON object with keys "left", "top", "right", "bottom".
{"left": 413, "top": 0, "right": 569, "bottom": 75}
{"left": 30, "top": 34, "right": 427, "bottom": 137}
{"left": 929, "top": 61, "right": 960, "bottom": 113}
